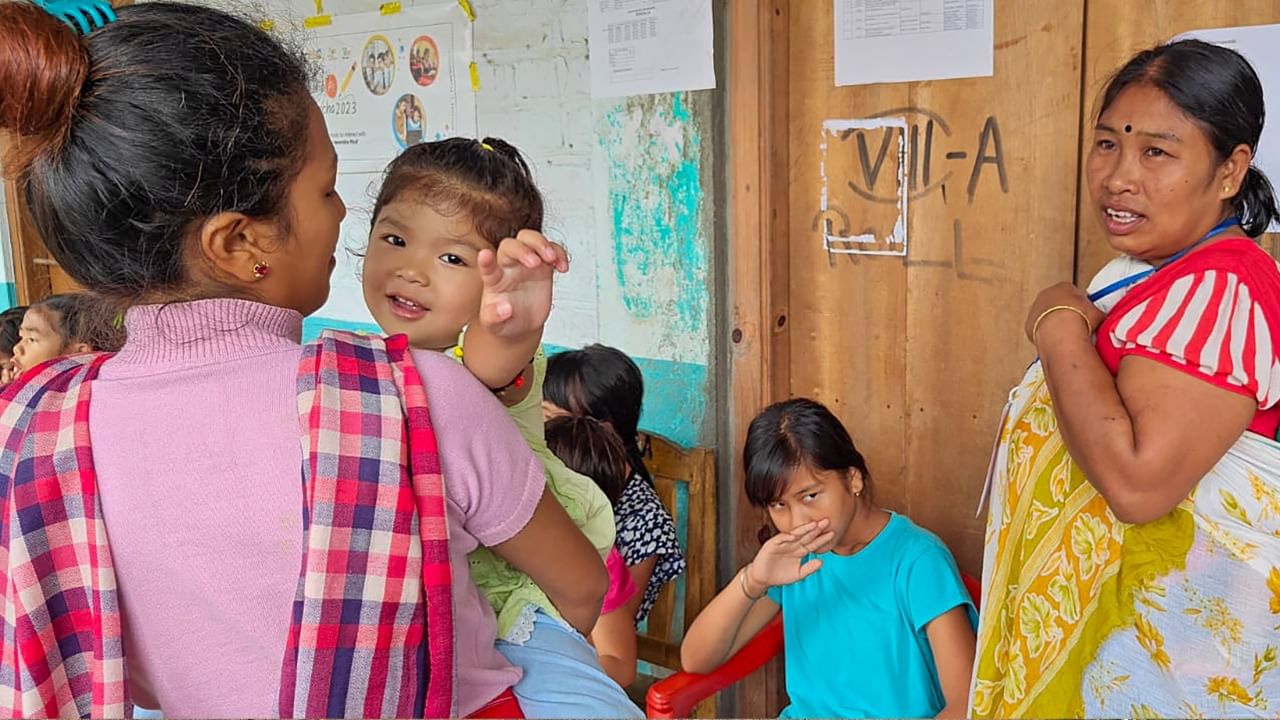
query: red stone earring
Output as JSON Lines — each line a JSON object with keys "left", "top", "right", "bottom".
{"left": 252, "top": 261, "right": 271, "bottom": 279}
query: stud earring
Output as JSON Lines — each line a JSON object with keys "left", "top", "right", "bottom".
{"left": 252, "top": 262, "right": 271, "bottom": 279}
{"left": 1224, "top": 184, "right": 1233, "bottom": 195}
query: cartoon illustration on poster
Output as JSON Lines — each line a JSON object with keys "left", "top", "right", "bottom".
{"left": 307, "top": 4, "right": 476, "bottom": 174}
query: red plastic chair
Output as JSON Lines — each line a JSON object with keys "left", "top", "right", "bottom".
{"left": 467, "top": 689, "right": 523, "bottom": 719}
{"left": 645, "top": 574, "right": 983, "bottom": 718}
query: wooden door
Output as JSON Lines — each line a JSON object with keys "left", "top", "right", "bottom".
{"left": 1075, "top": 2, "right": 1280, "bottom": 282}
{"left": 783, "top": 1, "right": 1086, "bottom": 577}
{"left": 725, "top": 3, "right": 1280, "bottom": 717}
{"left": 3, "top": 178, "right": 81, "bottom": 304}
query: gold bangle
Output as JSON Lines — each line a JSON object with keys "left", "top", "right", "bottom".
{"left": 739, "top": 564, "right": 764, "bottom": 602}
{"left": 1033, "top": 305, "right": 1092, "bottom": 340}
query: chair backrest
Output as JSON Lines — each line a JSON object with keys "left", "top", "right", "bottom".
{"left": 634, "top": 433, "right": 717, "bottom": 672}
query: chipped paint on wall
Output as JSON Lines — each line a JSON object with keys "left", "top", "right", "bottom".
{"left": 599, "top": 92, "right": 710, "bottom": 347}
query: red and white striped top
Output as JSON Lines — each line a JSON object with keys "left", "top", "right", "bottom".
{"left": 1106, "top": 269, "right": 1280, "bottom": 407}
{"left": 1096, "top": 239, "right": 1280, "bottom": 437}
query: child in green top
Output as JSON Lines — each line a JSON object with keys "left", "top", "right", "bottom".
{"left": 361, "top": 137, "right": 639, "bottom": 717}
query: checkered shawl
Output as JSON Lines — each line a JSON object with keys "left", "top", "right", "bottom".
{"left": 0, "top": 331, "right": 454, "bottom": 718}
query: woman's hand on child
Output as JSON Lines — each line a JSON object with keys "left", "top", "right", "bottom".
{"left": 748, "top": 518, "right": 835, "bottom": 592}
{"left": 477, "top": 229, "right": 570, "bottom": 338}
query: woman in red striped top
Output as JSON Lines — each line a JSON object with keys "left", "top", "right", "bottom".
{"left": 1028, "top": 40, "right": 1280, "bottom": 525}
{"left": 972, "top": 40, "right": 1280, "bottom": 717}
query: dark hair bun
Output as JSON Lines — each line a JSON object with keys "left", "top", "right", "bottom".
{"left": 0, "top": 2, "right": 88, "bottom": 173}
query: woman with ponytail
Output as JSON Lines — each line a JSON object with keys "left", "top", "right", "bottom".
{"left": 0, "top": 4, "right": 605, "bottom": 717}
{"left": 975, "top": 40, "right": 1280, "bottom": 717}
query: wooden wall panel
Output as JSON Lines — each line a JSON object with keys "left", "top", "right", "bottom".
{"left": 725, "top": 0, "right": 790, "bottom": 715}
{"left": 903, "top": 1, "right": 1087, "bottom": 574}
{"left": 1076, "top": 2, "right": 1280, "bottom": 283}
{"left": 785, "top": 0, "right": 1085, "bottom": 578}
{"left": 787, "top": 0, "right": 912, "bottom": 521}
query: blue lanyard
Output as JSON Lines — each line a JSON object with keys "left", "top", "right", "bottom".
{"left": 1087, "top": 216, "right": 1241, "bottom": 303}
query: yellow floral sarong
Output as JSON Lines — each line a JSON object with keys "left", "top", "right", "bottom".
{"left": 973, "top": 362, "right": 1280, "bottom": 719}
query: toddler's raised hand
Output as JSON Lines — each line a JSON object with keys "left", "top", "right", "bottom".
{"left": 476, "top": 229, "right": 569, "bottom": 339}
{"left": 745, "top": 518, "right": 835, "bottom": 593}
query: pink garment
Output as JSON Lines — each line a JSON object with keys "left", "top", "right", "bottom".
{"left": 601, "top": 547, "right": 638, "bottom": 616}
{"left": 88, "top": 299, "right": 544, "bottom": 717}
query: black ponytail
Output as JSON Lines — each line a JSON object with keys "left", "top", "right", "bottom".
{"left": 481, "top": 137, "right": 535, "bottom": 182}
{"left": 1238, "top": 166, "right": 1279, "bottom": 237}
{"left": 545, "top": 344, "right": 650, "bottom": 484}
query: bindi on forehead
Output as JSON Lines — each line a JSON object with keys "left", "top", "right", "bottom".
{"left": 1125, "top": 124, "right": 1132, "bottom": 133}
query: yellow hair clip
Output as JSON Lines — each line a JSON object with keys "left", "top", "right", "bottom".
{"left": 480, "top": 142, "right": 494, "bottom": 152}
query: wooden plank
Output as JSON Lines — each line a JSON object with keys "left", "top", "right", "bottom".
{"left": 787, "top": 0, "right": 911, "bottom": 527}
{"left": 686, "top": 447, "right": 719, "bottom": 719}
{"left": 1076, "top": 2, "right": 1280, "bottom": 283}
{"left": 725, "top": 0, "right": 790, "bottom": 715}
{"left": 685, "top": 448, "right": 718, "bottom": 633}
{"left": 3, "top": 178, "right": 51, "bottom": 305}
{"left": 903, "top": 1, "right": 1086, "bottom": 576}
{"left": 636, "top": 636, "right": 681, "bottom": 671}
{"left": 49, "top": 265, "right": 81, "bottom": 295}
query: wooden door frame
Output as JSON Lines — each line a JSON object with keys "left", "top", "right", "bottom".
{"left": 2, "top": 177, "right": 51, "bottom": 305}
{"left": 724, "top": 0, "right": 790, "bottom": 715}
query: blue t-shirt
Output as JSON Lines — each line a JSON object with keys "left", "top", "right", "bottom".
{"left": 766, "top": 512, "right": 977, "bottom": 719}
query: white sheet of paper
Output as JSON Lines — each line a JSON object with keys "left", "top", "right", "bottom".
{"left": 834, "top": 0, "right": 994, "bottom": 87}
{"left": 1176, "top": 23, "right": 1280, "bottom": 232}
{"left": 588, "top": 0, "right": 716, "bottom": 99}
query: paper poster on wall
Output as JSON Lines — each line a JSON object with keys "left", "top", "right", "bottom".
{"left": 834, "top": 0, "right": 994, "bottom": 87}
{"left": 304, "top": 4, "right": 477, "bottom": 328}
{"left": 1176, "top": 23, "right": 1280, "bottom": 232}
{"left": 307, "top": 4, "right": 477, "bottom": 174}
{"left": 588, "top": 0, "right": 716, "bottom": 99}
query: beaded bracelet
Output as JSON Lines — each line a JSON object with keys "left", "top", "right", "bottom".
{"left": 453, "top": 342, "right": 532, "bottom": 394}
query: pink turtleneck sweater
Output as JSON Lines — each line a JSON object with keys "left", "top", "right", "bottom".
{"left": 87, "top": 299, "right": 543, "bottom": 717}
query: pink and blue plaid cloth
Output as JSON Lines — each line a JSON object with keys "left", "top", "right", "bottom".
{"left": 0, "top": 331, "right": 454, "bottom": 718}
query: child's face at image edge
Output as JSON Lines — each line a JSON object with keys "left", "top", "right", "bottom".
{"left": 362, "top": 200, "right": 492, "bottom": 350}
{"left": 13, "top": 308, "right": 72, "bottom": 373}
{"left": 766, "top": 465, "right": 862, "bottom": 554}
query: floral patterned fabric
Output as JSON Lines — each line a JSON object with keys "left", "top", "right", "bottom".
{"left": 973, "top": 363, "right": 1280, "bottom": 719}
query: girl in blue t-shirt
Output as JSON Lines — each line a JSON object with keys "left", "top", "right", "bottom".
{"left": 682, "top": 398, "right": 977, "bottom": 719}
